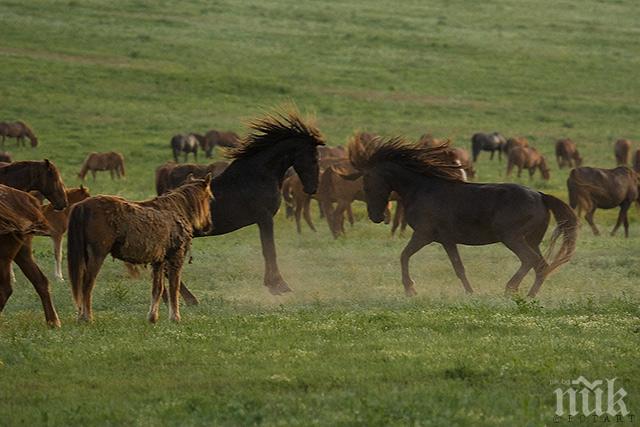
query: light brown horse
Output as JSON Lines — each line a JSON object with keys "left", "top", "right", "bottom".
{"left": 0, "top": 160, "right": 68, "bottom": 209}
{"left": 567, "top": 166, "right": 639, "bottom": 237}
{"left": 555, "top": 138, "right": 582, "bottom": 169}
{"left": 68, "top": 175, "right": 213, "bottom": 322}
{"left": 156, "top": 161, "right": 229, "bottom": 195}
{"left": 0, "top": 185, "right": 61, "bottom": 327}
{"left": 615, "top": 139, "right": 632, "bottom": 165}
{"left": 507, "top": 146, "right": 550, "bottom": 180}
{"left": 43, "top": 186, "right": 91, "bottom": 281}
{"left": 78, "top": 152, "right": 126, "bottom": 181}
{"left": 0, "top": 121, "right": 38, "bottom": 148}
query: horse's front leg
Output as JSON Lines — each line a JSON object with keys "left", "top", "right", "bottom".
{"left": 148, "top": 263, "right": 164, "bottom": 323}
{"left": 400, "top": 231, "right": 432, "bottom": 296}
{"left": 258, "top": 215, "right": 291, "bottom": 295}
{"left": 166, "top": 255, "right": 184, "bottom": 322}
{"left": 442, "top": 242, "right": 473, "bottom": 294}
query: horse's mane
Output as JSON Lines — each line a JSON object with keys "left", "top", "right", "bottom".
{"left": 142, "top": 179, "right": 210, "bottom": 225}
{"left": 0, "top": 160, "right": 59, "bottom": 180}
{"left": 0, "top": 184, "right": 49, "bottom": 235}
{"left": 349, "top": 136, "right": 464, "bottom": 182}
{"left": 228, "top": 109, "right": 324, "bottom": 159}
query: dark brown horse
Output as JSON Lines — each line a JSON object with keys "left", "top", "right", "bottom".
{"left": 78, "top": 152, "right": 125, "bottom": 181}
{"left": 471, "top": 132, "right": 506, "bottom": 161}
{"left": 555, "top": 139, "right": 582, "bottom": 169}
{"left": 68, "top": 175, "right": 213, "bottom": 322}
{"left": 614, "top": 139, "right": 632, "bottom": 165}
{"left": 156, "top": 161, "right": 229, "bottom": 195}
{"left": 507, "top": 146, "right": 550, "bottom": 180}
{"left": 0, "top": 121, "right": 38, "bottom": 148}
{"left": 347, "top": 137, "right": 577, "bottom": 297}
{"left": 171, "top": 134, "right": 198, "bottom": 162}
{"left": 0, "top": 185, "right": 61, "bottom": 327}
{"left": 181, "top": 109, "right": 324, "bottom": 296}
{"left": 43, "top": 186, "right": 91, "bottom": 281}
{"left": 567, "top": 166, "right": 639, "bottom": 237}
{"left": 0, "top": 160, "right": 68, "bottom": 209}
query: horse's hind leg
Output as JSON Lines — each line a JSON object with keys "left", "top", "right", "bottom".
{"left": 53, "top": 234, "right": 64, "bottom": 281}
{"left": 0, "top": 260, "right": 13, "bottom": 315}
{"left": 149, "top": 263, "right": 164, "bottom": 323}
{"left": 400, "top": 231, "right": 432, "bottom": 296}
{"left": 585, "top": 206, "right": 600, "bottom": 236}
{"left": 611, "top": 201, "right": 631, "bottom": 237}
{"left": 79, "top": 251, "right": 107, "bottom": 322}
{"left": 14, "top": 240, "right": 60, "bottom": 327}
{"left": 442, "top": 242, "right": 473, "bottom": 294}
{"left": 294, "top": 201, "right": 303, "bottom": 234}
{"left": 166, "top": 257, "right": 184, "bottom": 322}
{"left": 502, "top": 237, "right": 542, "bottom": 294}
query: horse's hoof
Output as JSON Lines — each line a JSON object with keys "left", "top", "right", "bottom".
{"left": 48, "top": 319, "right": 61, "bottom": 328}
{"left": 404, "top": 286, "right": 417, "bottom": 297}
{"left": 148, "top": 312, "right": 159, "bottom": 323}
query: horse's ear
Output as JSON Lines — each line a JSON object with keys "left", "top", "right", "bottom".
{"left": 203, "top": 172, "right": 212, "bottom": 186}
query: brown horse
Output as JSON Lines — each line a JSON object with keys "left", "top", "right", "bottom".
{"left": 615, "top": 139, "right": 632, "bottom": 165}
{"left": 67, "top": 175, "right": 213, "bottom": 322}
{"left": 567, "top": 166, "right": 639, "bottom": 237}
{"left": 43, "top": 186, "right": 91, "bottom": 281}
{"left": 0, "top": 121, "right": 38, "bottom": 148}
{"left": 0, "top": 185, "right": 61, "bottom": 327}
{"left": 0, "top": 160, "right": 68, "bottom": 209}
{"left": 0, "top": 152, "right": 12, "bottom": 163}
{"left": 502, "top": 137, "right": 529, "bottom": 155}
{"left": 555, "top": 139, "right": 583, "bottom": 169}
{"left": 201, "top": 130, "right": 241, "bottom": 157}
{"left": 78, "top": 152, "right": 126, "bottom": 181}
{"left": 156, "top": 161, "right": 229, "bottom": 195}
{"left": 347, "top": 137, "right": 576, "bottom": 297}
{"left": 449, "top": 147, "right": 475, "bottom": 179}
{"left": 507, "top": 146, "right": 550, "bottom": 180}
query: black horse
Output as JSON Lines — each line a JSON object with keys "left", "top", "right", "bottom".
{"left": 181, "top": 109, "right": 324, "bottom": 296}
{"left": 346, "top": 137, "right": 577, "bottom": 298}
{"left": 471, "top": 132, "right": 506, "bottom": 162}
{"left": 170, "top": 134, "right": 198, "bottom": 162}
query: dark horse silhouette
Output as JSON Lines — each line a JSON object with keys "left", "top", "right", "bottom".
{"left": 470, "top": 132, "right": 506, "bottom": 162}
{"left": 346, "top": 137, "right": 577, "bottom": 298}
{"left": 181, "top": 109, "right": 324, "bottom": 296}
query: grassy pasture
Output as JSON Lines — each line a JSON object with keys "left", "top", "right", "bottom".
{"left": 0, "top": 0, "right": 639, "bottom": 425}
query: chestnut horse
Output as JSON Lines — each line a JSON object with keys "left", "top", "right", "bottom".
{"left": 67, "top": 175, "right": 213, "bottom": 322}
{"left": 78, "top": 152, "right": 125, "bottom": 181}
{"left": 0, "top": 185, "right": 61, "bottom": 327}
{"left": 43, "top": 186, "right": 91, "bottom": 281}
{"left": 614, "top": 139, "right": 632, "bottom": 165}
{"left": 555, "top": 139, "right": 582, "bottom": 169}
{"left": 347, "top": 137, "right": 577, "bottom": 297}
{"left": 0, "top": 121, "right": 38, "bottom": 148}
{"left": 567, "top": 166, "right": 639, "bottom": 237}
{"left": 507, "top": 146, "right": 550, "bottom": 180}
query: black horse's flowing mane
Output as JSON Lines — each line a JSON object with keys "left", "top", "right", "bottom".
{"left": 349, "top": 136, "right": 464, "bottom": 182}
{"left": 228, "top": 110, "right": 324, "bottom": 159}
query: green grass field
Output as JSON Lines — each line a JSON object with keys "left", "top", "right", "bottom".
{"left": 1, "top": 1, "right": 639, "bottom": 425}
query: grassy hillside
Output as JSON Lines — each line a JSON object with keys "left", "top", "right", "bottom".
{"left": 1, "top": 0, "right": 639, "bottom": 425}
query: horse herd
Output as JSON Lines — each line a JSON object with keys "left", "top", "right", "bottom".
{"left": 0, "top": 109, "right": 637, "bottom": 327}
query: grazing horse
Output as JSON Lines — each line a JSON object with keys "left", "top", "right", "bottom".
{"left": 555, "top": 139, "right": 583, "bottom": 169}
{"left": 42, "top": 186, "right": 91, "bottom": 281}
{"left": 0, "top": 185, "right": 61, "bottom": 327}
{"left": 502, "top": 137, "right": 529, "bottom": 155}
{"left": 470, "top": 132, "right": 506, "bottom": 161}
{"left": 567, "top": 166, "right": 639, "bottom": 238}
{"left": 449, "top": 147, "right": 475, "bottom": 179}
{"left": 201, "top": 130, "right": 241, "bottom": 157}
{"left": 179, "top": 109, "right": 324, "bottom": 297}
{"left": 0, "top": 160, "right": 68, "bottom": 209}
{"left": 171, "top": 134, "right": 198, "bottom": 162}
{"left": 156, "top": 161, "right": 229, "bottom": 195}
{"left": 507, "top": 146, "right": 550, "bottom": 180}
{"left": 0, "top": 121, "right": 38, "bottom": 148}
{"left": 67, "top": 175, "right": 213, "bottom": 322}
{"left": 346, "top": 137, "right": 577, "bottom": 297}
{"left": 614, "top": 139, "right": 632, "bottom": 165}
{"left": 78, "top": 152, "right": 126, "bottom": 181}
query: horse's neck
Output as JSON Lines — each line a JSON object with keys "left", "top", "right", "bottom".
{"left": 0, "top": 164, "right": 33, "bottom": 191}
{"left": 384, "top": 165, "right": 427, "bottom": 202}
{"left": 247, "top": 140, "right": 296, "bottom": 181}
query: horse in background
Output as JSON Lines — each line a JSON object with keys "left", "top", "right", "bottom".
{"left": 567, "top": 166, "right": 639, "bottom": 238}
{"left": 201, "top": 130, "right": 241, "bottom": 158}
{"left": 171, "top": 134, "right": 198, "bottom": 162}
{"left": 0, "top": 160, "right": 68, "bottom": 209}
{"left": 156, "top": 161, "right": 229, "bottom": 195}
{"left": 0, "top": 185, "right": 61, "bottom": 327}
{"left": 0, "top": 152, "right": 12, "bottom": 163}
{"left": 502, "top": 137, "right": 529, "bottom": 155}
{"left": 471, "top": 132, "right": 506, "bottom": 161}
{"left": 615, "top": 139, "right": 632, "bottom": 165}
{"left": 0, "top": 121, "right": 38, "bottom": 148}
{"left": 42, "top": 186, "right": 91, "bottom": 281}
{"left": 555, "top": 139, "right": 583, "bottom": 169}
{"left": 67, "top": 175, "right": 213, "bottom": 323}
{"left": 78, "top": 152, "right": 125, "bottom": 181}
{"left": 346, "top": 136, "right": 576, "bottom": 298}
{"left": 507, "top": 146, "right": 550, "bottom": 180}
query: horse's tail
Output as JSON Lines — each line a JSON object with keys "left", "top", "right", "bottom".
{"left": 541, "top": 193, "right": 578, "bottom": 277}
{"left": 67, "top": 202, "right": 88, "bottom": 309}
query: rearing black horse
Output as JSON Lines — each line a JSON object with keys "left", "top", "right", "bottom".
{"left": 345, "top": 137, "right": 577, "bottom": 298}
{"left": 182, "top": 109, "right": 324, "bottom": 296}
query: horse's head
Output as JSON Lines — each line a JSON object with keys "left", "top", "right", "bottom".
{"left": 30, "top": 136, "right": 38, "bottom": 147}
{"left": 186, "top": 173, "right": 214, "bottom": 234}
{"left": 67, "top": 185, "right": 91, "bottom": 204}
{"left": 539, "top": 157, "right": 551, "bottom": 180}
{"left": 337, "top": 167, "right": 390, "bottom": 224}
{"left": 293, "top": 137, "right": 324, "bottom": 195}
{"left": 41, "top": 159, "right": 68, "bottom": 210}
